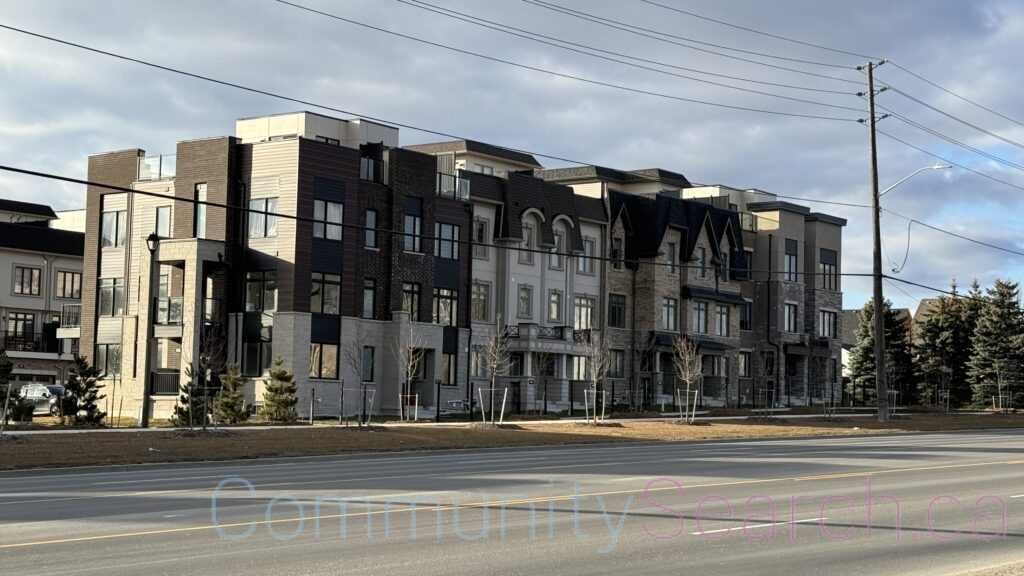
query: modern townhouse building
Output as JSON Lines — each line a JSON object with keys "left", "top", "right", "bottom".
{"left": 80, "top": 111, "right": 481, "bottom": 422}
{"left": 0, "top": 199, "right": 83, "bottom": 387}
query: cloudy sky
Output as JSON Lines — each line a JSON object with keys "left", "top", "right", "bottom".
{"left": 2, "top": 0, "right": 1023, "bottom": 311}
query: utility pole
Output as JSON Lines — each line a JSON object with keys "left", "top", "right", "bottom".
{"left": 862, "top": 59, "right": 890, "bottom": 423}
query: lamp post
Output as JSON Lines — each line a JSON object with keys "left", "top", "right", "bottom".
{"left": 141, "top": 232, "right": 159, "bottom": 428}
{"left": 871, "top": 164, "right": 949, "bottom": 422}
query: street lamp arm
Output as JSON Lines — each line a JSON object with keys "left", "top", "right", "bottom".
{"left": 879, "top": 164, "right": 951, "bottom": 197}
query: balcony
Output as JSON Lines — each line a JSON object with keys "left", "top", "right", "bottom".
{"left": 436, "top": 173, "right": 470, "bottom": 200}
{"left": 150, "top": 370, "right": 181, "bottom": 396}
{"left": 0, "top": 331, "right": 60, "bottom": 354}
{"left": 573, "top": 328, "right": 592, "bottom": 343}
{"left": 57, "top": 304, "right": 82, "bottom": 340}
{"left": 536, "top": 326, "right": 564, "bottom": 339}
{"left": 138, "top": 154, "right": 176, "bottom": 181}
{"left": 503, "top": 324, "right": 520, "bottom": 338}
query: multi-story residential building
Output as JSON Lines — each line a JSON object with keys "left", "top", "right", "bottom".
{"left": 0, "top": 199, "right": 82, "bottom": 387}
{"left": 80, "top": 111, "right": 481, "bottom": 422}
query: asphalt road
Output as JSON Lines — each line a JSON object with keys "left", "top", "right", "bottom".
{"left": 1, "top": 430, "right": 1021, "bottom": 575}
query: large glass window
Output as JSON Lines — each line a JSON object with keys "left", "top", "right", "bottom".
{"left": 550, "top": 230, "right": 564, "bottom": 270}
{"left": 696, "top": 246, "right": 706, "bottom": 278}
{"left": 471, "top": 282, "right": 489, "bottom": 322}
{"left": 98, "top": 278, "right": 125, "bottom": 317}
{"left": 310, "top": 343, "right": 339, "bottom": 379}
{"left": 609, "top": 349, "right": 625, "bottom": 378}
{"left": 95, "top": 344, "right": 121, "bottom": 377}
{"left": 784, "top": 239, "right": 799, "bottom": 282}
{"left": 362, "top": 279, "right": 376, "bottom": 319}
{"left": 819, "top": 310, "right": 838, "bottom": 339}
{"left": 314, "top": 200, "right": 343, "bottom": 240}
{"left": 473, "top": 219, "right": 489, "bottom": 259}
{"left": 611, "top": 237, "right": 623, "bottom": 270}
{"left": 433, "top": 288, "right": 458, "bottom": 326}
{"left": 248, "top": 198, "right": 278, "bottom": 238}
{"left": 194, "top": 183, "right": 207, "bottom": 239}
{"left": 548, "top": 290, "right": 562, "bottom": 322}
{"left": 440, "top": 353, "right": 457, "bottom": 385}
{"left": 608, "top": 294, "right": 626, "bottom": 328}
{"left": 245, "top": 271, "right": 277, "bottom": 312}
{"left": 519, "top": 223, "right": 534, "bottom": 264}
{"left": 13, "top": 266, "right": 41, "bottom": 295}
{"left": 242, "top": 327, "right": 273, "bottom": 377}
{"left": 365, "top": 210, "right": 378, "bottom": 248}
{"left": 739, "top": 351, "right": 751, "bottom": 378}
{"left": 715, "top": 305, "right": 730, "bottom": 337}
{"left": 518, "top": 285, "right": 533, "bottom": 318}
{"left": 577, "top": 238, "right": 595, "bottom": 274}
{"left": 7, "top": 312, "right": 34, "bottom": 337}
{"left": 434, "top": 222, "right": 459, "bottom": 259}
{"left": 362, "top": 347, "right": 375, "bottom": 381}
{"left": 740, "top": 301, "right": 752, "bottom": 331}
{"left": 692, "top": 301, "right": 707, "bottom": 334}
{"left": 663, "top": 298, "right": 678, "bottom": 331}
{"left": 666, "top": 243, "right": 677, "bottom": 275}
{"left": 56, "top": 271, "right": 81, "bottom": 299}
{"left": 101, "top": 210, "right": 127, "bottom": 248}
{"left": 310, "top": 272, "right": 341, "bottom": 315}
{"left": 404, "top": 200, "right": 422, "bottom": 252}
{"left": 785, "top": 303, "right": 799, "bottom": 332}
{"left": 574, "top": 296, "right": 595, "bottom": 329}
{"left": 402, "top": 282, "right": 421, "bottom": 321}
{"left": 155, "top": 205, "right": 171, "bottom": 238}
{"left": 820, "top": 248, "right": 839, "bottom": 291}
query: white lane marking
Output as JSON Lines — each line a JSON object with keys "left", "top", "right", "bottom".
{"left": 455, "top": 457, "right": 547, "bottom": 464}
{"left": 1010, "top": 495, "right": 1024, "bottom": 498}
{"left": 692, "top": 517, "right": 824, "bottom": 535}
{"left": 93, "top": 474, "right": 230, "bottom": 486}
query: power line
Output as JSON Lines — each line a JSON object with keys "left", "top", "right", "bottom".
{"left": 637, "top": 0, "right": 879, "bottom": 61}
{"left": 882, "top": 209, "right": 1024, "bottom": 258}
{"left": 526, "top": 0, "right": 855, "bottom": 70}
{"left": 888, "top": 61, "right": 1024, "bottom": 130}
{"left": 398, "top": 0, "right": 858, "bottom": 98}
{"left": 885, "top": 278, "right": 920, "bottom": 306}
{"left": 273, "top": 0, "right": 859, "bottom": 122}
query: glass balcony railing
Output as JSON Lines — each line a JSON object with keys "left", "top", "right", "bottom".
{"left": 138, "top": 154, "right": 176, "bottom": 181}
{"left": 436, "top": 173, "right": 470, "bottom": 200}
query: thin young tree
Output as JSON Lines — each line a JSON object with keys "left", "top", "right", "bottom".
{"left": 531, "top": 348, "right": 555, "bottom": 415}
{"left": 342, "top": 331, "right": 373, "bottom": 425}
{"left": 671, "top": 335, "right": 702, "bottom": 423}
{"left": 479, "top": 316, "right": 511, "bottom": 423}
{"left": 214, "top": 363, "right": 247, "bottom": 425}
{"left": 261, "top": 356, "right": 298, "bottom": 422}
{"left": 580, "top": 331, "right": 611, "bottom": 423}
{"left": 392, "top": 327, "right": 426, "bottom": 421}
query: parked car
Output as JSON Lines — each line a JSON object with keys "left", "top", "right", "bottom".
{"left": 19, "top": 384, "right": 65, "bottom": 416}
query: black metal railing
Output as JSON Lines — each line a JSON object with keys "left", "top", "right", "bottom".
{"left": 155, "top": 297, "right": 183, "bottom": 325}
{"left": 60, "top": 304, "right": 82, "bottom": 328}
{"left": 151, "top": 371, "right": 180, "bottom": 395}
{"left": 0, "top": 331, "right": 58, "bottom": 353}
{"left": 537, "top": 326, "right": 563, "bottom": 339}
{"left": 572, "top": 328, "right": 592, "bottom": 343}
{"left": 503, "top": 324, "right": 520, "bottom": 338}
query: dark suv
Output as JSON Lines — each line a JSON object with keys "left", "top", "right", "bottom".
{"left": 19, "top": 384, "right": 65, "bottom": 416}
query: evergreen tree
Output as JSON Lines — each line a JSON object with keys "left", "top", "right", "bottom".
{"left": 260, "top": 356, "right": 297, "bottom": 422}
{"left": 214, "top": 363, "right": 247, "bottom": 424}
{"left": 967, "top": 279, "right": 1024, "bottom": 407}
{"left": 61, "top": 355, "right": 105, "bottom": 425}
{"left": 172, "top": 363, "right": 211, "bottom": 429}
{"left": 915, "top": 283, "right": 974, "bottom": 407}
{"left": 847, "top": 299, "right": 915, "bottom": 405}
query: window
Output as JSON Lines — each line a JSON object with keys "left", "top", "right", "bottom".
{"left": 740, "top": 300, "right": 752, "bottom": 331}
{"left": 819, "top": 310, "right": 838, "bottom": 339}
{"left": 313, "top": 200, "right": 343, "bottom": 240}
{"left": 404, "top": 213, "right": 421, "bottom": 252}
{"left": 13, "top": 266, "right": 41, "bottom": 295}
{"left": 715, "top": 305, "right": 730, "bottom": 337}
{"left": 820, "top": 248, "right": 839, "bottom": 291}
{"left": 550, "top": 230, "right": 565, "bottom": 270}
{"left": 433, "top": 288, "right": 458, "bottom": 325}
{"left": 518, "top": 285, "right": 533, "bottom": 318}
{"left": 402, "top": 282, "right": 421, "bottom": 321}
{"left": 471, "top": 282, "right": 489, "bottom": 322}
{"left": 362, "top": 279, "right": 376, "bottom": 319}
{"left": 155, "top": 205, "right": 171, "bottom": 238}
{"left": 245, "top": 271, "right": 277, "bottom": 312}
{"left": 696, "top": 246, "right": 706, "bottom": 278}
{"left": 784, "top": 303, "right": 799, "bottom": 332}
{"left": 739, "top": 351, "right": 751, "bottom": 378}
{"left": 692, "top": 301, "right": 708, "bottom": 334}
{"left": 473, "top": 219, "right": 489, "bottom": 259}
{"left": 548, "top": 290, "right": 562, "bottom": 322}
{"left": 98, "top": 278, "right": 125, "bottom": 317}
{"left": 365, "top": 210, "right": 378, "bottom": 248}
{"left": 744, "top": 248, "right": 754, "bottom": 279}
{"left": 95, "top": 344, "right": 121, "bottom": 376}
{"left": 578, "top": 238, "right": 595, "bottom": 274}
{"left": 101, "top": 210, "right": 127, "bottom": 248}
{"left": 473, "top": 163, "right": 494, "bottom": 175}
{"left": 440, "top": 353, "right": 457, "bottom": 385}
{"left": 243, "top": 327, "right": 273, "bottom": 376}
{"left": 784, "top": 239, "right": 798, "bottom": 282}
{"left": 706, "top": 355, "right": 727, "bottom": 377}
{"left": 471, "top": 345, "right": 486, "bottom": 377}
{"left": 717, "top": 252, "right": 728, "bottom": 280}
{"left": 7, "top": 312, "right": 34, "bottom": 337}
{"left": 509, "top": 353, "right": 524, "bottom": 377}
{"left": 434, "top": 223, "right": 460, "bottom": 259}
{"left": 519, "top": 223, "right": 535, "bottom": 264}
{"left": 609, "top": 237, "right": 623, "bottom": 270}
{"left": 609, "top": 350, "right": 625, "bottom": 378}
{"left": 362, "top": 347, "right": 375, "bottom": 381}
{"left": 574, "top": 296, "right": 595, "bottom": 329}
{"left": 248, "top": 198, "right": 278, "bottom": 238}
{"left": 608, "top": 294, "right": 626, "bottom": 329}
{"left": 195, "top": 183, "right": 207, "bottom": 239}
{"left": 571, "top": 356, "right": 587, "bottom": 380}
{"left": 662, "top": 298, "right": 678, "bottom": 331}
{"left": 666, "top": 243, "right": 677, "bottom": 275}
{"left": 309, "top": 343, "right": 339, "bottom": 379}
{"left": 310, "top": 273, "right": 340, "bottom": 315}
{"left": 316, "top": 135, "right": 340, "bottom": 146}
{"left": 55, "top": 271, "right": 81, "bottom": 299}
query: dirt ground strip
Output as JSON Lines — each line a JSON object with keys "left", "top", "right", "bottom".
{"left": 0, "top": 414, "right": 1021, "bottom": 471}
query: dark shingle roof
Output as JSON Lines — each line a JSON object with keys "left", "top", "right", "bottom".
{"left": 0, "top": 222, "right": 84, "bottom": 257}
{"left": 535, "top": 166, "right": 691, "bottom": 188}
{"left": 0, "top": 198, "right": 57, "bottom": 219}
{"left": 403, "top": 140, "right": 541, "bottom": 168}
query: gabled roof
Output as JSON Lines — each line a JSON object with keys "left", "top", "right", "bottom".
{"left": 0, "top": 221, "right": 84, "bottom": 257}
{"left": 0, "top": 198, "right": 58, "bottom": 219}
{"left": 403, "top": 140, "right": 541, "bottom": 168}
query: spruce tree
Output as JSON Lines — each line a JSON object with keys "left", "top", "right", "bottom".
{"left": 967, "top": 279, "right": 1024, "bottom": 408}
{"left": 847, "top": 299, "right": 915, "bottom": 405}
{"left": 214, "top": 363, "right": 247, "bottom": 424}
{"left": 915, "top": 285, "right": 974, "bottom": 407}
{"left": 62, "top": 355, "right": 105, "bottom": 425}
{"left": 173, "top": 363, "right": 210, "bottom": 429}
{"left": 260, "top": 356, "right": 297, "bottom": 423}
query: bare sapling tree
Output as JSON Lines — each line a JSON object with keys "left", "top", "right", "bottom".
{"left": 392, "top": 326, "right": 426, "bottom": 421}
{"left": 580, "top": 331, "right": 611, "bottom": 423}
{"left": 671, "top": 335, "right": 702, "bottom": 423}
{"left": 480, "top": 315, "right": 511, "bottom": 423}
{"left": 531, "top": 348, "right": 555, "bottom": 415}
{"left": 342, "top": 330, "right": 372, "bottom": 426}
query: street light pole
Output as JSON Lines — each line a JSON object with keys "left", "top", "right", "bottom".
{"left": 141, "top": 232, "right": 159, "bottom": 428}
